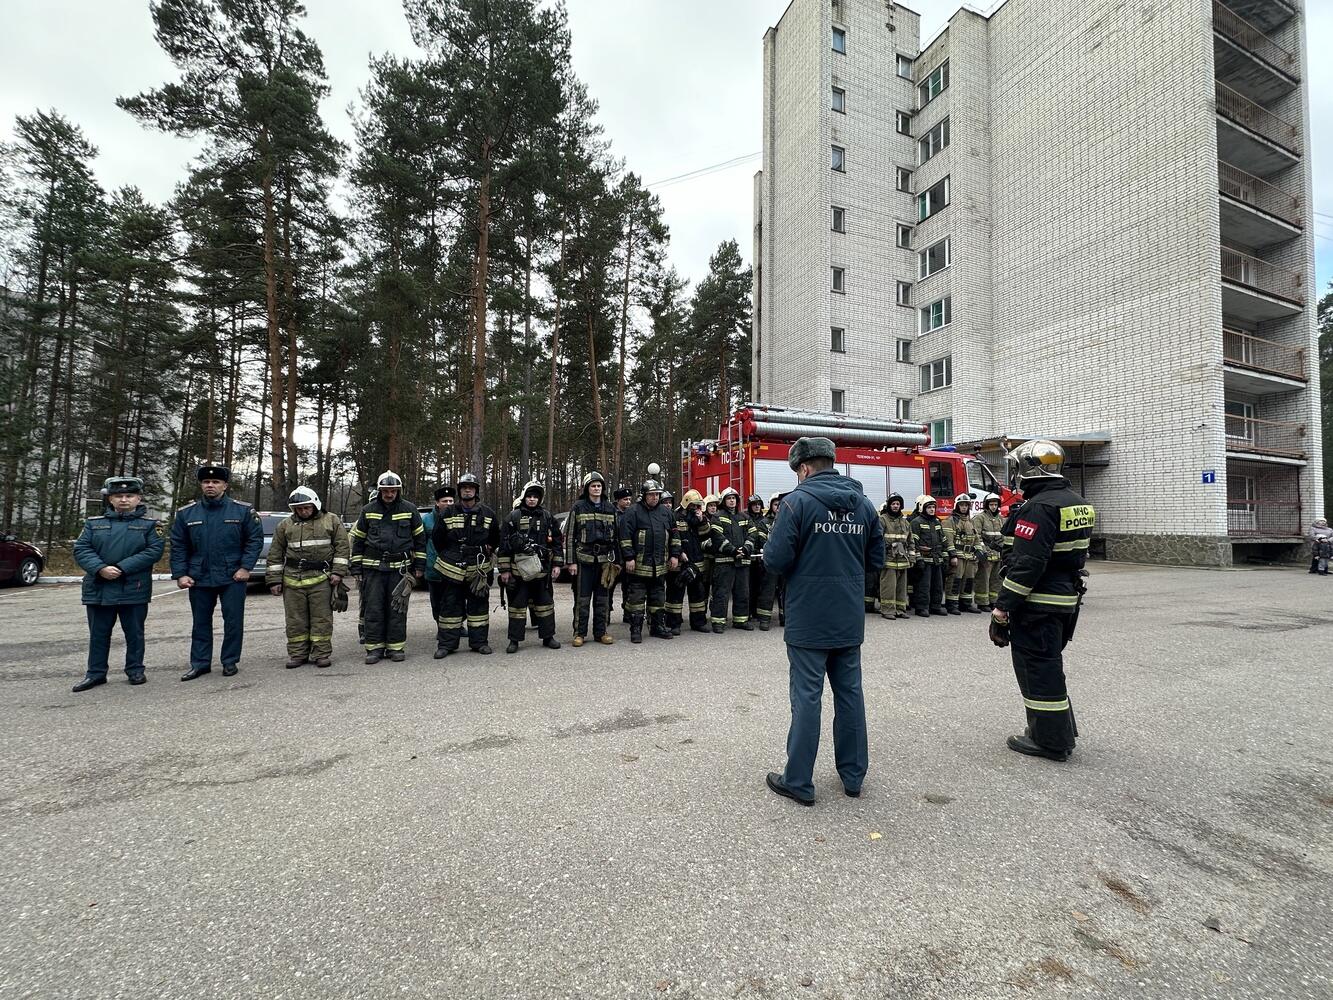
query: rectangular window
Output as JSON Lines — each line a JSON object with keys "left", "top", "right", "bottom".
{"left": 919, "top": 296, "right": 952, "bottom": 333}
{"left": 895, "top": 397, "right": 912, "bottom": 419}
{"left": 895, "top": 339, "right": 913, "bottom": 363}
{"left": 832, "top": 26, "right": 846, "bottom": 54}
{"left": 831, "top": 145, "right": 846, "bottom": 172}
{"left": 831, "top": 266, "right": 845, "bottom": 293}
{"left": 831, "top": 206, "right": 845, "bottom": 233}
{"left": 896, "top": 281, "right": 913, "bottom": 306}
{"left": 896, "top": 167, "right": 913, "bottom": 193}
{"left": 831, "top": 389, "right": 846, "bottom": 412}
{"left": 832, "top": 86, "right": 846, "bottom": 114}
{"left": 919, "top": 356, "right": 953, "bottom": 393}
{"left": 916, "top": 176, "right": 950, "bottom": 221}
{"left": 1225, "top": 399, "right": 1255, "bottom": 442}
{"left": 896, "top": 54, "right": 913, "bottom": 78}
{"left": 918, "top": 236, "right": 951, "bottom": 279}
{"left": 896, "top": 224, "right": 913, "bottom": 249}
{"left": 896, "top": 110, "right": 913, "bottom": 136}
{"left": 929, "top": 418, "right": 954, "bottom": 447}
{"left": 831, "top": 326, "right": 846, "bottom": 353}
{"left": 918, "top": 117, "right": 950, "bottom": 164}
{"left": 918, "top": 60, "right": 950, "bottom": 107}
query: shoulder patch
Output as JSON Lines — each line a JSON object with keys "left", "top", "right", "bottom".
{"left": 1014, "top": 520, "right": 1039, "bottom": 540}
{"left": 1058, "top": 504, "right": 1096, "bottom": 532}
{"left": 232, "top": 499, "right": 254, "bottom": 508}
{"left": 176, "top": 502, "right": 196, "bottom": 512}
{"left": 155, "top": 522, "right": 165, "bottom": 538}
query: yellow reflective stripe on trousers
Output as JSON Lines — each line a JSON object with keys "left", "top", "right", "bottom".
{"left": 1027, "top": 592, "right": 1079, "bottom": 607}
{"left": 1023, "top": 697, "right": 1070, "bottom": 712}
{"left": 283, "top": 573, "right": 329, "bottom": 588}
{"left": 1002, "top": 578, "right": 1033, "bottom": 596}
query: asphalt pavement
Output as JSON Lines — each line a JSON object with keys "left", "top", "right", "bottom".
{"left": 1, "top": 564, "right": 1331, "bottom": 1000}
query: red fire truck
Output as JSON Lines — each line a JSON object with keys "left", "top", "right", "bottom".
{"left": 680, "top": 404, "right": 1019, "bottom": 516}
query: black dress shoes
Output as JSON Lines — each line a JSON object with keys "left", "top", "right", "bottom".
{"left": 180, "top": 666, "right": 211, "bottom": 682}
{"left": 72, "top": 676, "right": 106, "bottom": 693}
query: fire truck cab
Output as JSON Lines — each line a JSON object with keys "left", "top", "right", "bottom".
{"left": 681, "top": 404, "right": 1018, "bottom": 517}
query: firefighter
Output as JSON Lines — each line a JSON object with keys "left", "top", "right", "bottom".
{"left": 349, "top": 472, "right": 425, "bottom": 663}
{"left": 767, "top": 493, "right": 787, "bottom": 626}
{"left": 747, "top": 494, "right": 777, "bottom": 630}
{"left": 709, "top": 487, "right": 755, "bottom": 632}
{"left": 499, "top": 481, "right": 563, "bottom": 654}
{"left": 610, "top": 485, "right": 634, "bottom": 621}
{"left": 877, "top": 493, "right": 914, "bottom": 620}
{"left": 663, "top": 490, "right": 688, "bottom": 635}
{"left": 944, "top": 492, "right": 982, "bottom": 614}
{"left": 618, "top": 479, "right": 680, "bottom": 643}
{"left": 423, "top": 486, "right": 456, "bottom": 656}
{"left": 907, "top": 495, "right": 948, "bottom": 617}
{"left": 974, "top": 495, "right": 1005, "bottom": 609}
{"left": 676, "top": 489, "right": 713, "bottom": 633}
{"left": 432, "top": 473, "right": 501, "bottom": 656}
{"left": 266, "top": 486, "right": 350, "bottom": 668}
{"left": 564, "top": 471, "right": 618, "bottom": 646}
{"left": 989, "top": 440, "right": 1094, "bottom": 762}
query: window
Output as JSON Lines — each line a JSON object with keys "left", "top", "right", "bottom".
{"left": 896, "top": 397, "right": 913, "bottom": 420}
{"left": 831, "top": 145, "right": 846, "bottom": 172}
{"left": 831, "top": 206, "right": 845, "bottom": 232}
{"left": 895, "top": 339, "right": 913, "bottom": 363}
{"left": 918, "top": 117, "right": 950, "bottom": 164}
{"left": 918, "top": 237, "right": 951, "bottom": 278}
{"left": 896, "top": 54, "right": 913, "bottom": 78}
{"left": 832, "top": 26, "right": 846, "bottom": 54}
{"left": 831, "top": 266, "right": 845, "bottom": 293}
{"left": 831, "top": 326, "right": 846, "bottom": 353}
{"left": 896, "top": 224, "right": 913, "bottom": 249}
{"left": 832, "top": 86, "right": 846, "bottom": 114}
{"left": 896, "top": 111, "right": 913, "bottom": 136}
{"left": 929, "top": 418, "right": 954, "bottom": 447}
{"left": 919, "top": 60, "right": 950, "bottom": 106}
{"left": 831, "top": 389, "right": 846, "bottom": 412}
{"left": 919, "top": 355, "right": 952, "bottom": 392}
{"left": 1227, "top": 473, "right": 1257, "bottom": 533}
{"left": 919, "top": 296, "right": 952, "bottom": 333}
{"left": 896, "top": 167, "right": 913, "bottom": 192}
{"left": 896, "top": 281, "right": 913, "bottom": 306}
{"left": 916, "top": 176, "right": 950, "bottom": 220}
{"left": 1225, "top": 399, "right": 1255, "bottom": 442}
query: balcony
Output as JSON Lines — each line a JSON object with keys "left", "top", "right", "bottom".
{"left": 1221, "top": 245, "right": 1304, "bottom": 323}
{"left": 1218, "top": 161, "right": 1302, "bottom": 249}
{"left": 1213, "top": 1, "right": 1298, "bottom": 104}
{"left": 1215, "top": 81, "right": 1301, "bottom": 176}
{"left": 1222, "top": 328, "right": 1307, "bottom": 395}
{"left": 1226, "top": 457, "right": 1302, "bottom": 539}
{"left": 1217, "top": 0, "right": 1297, "bottom": 36}
{"left": 1224, "top": 412, "right": 1307, "bottom": 461}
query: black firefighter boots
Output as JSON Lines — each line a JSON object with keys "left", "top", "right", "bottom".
{"left": 1006, "top": 733, "right": 1071, "bottom": 762}
{"left": 649, "top": 613, "right": 673, "bottom": 640}
{"left": 506, "top": 640, "right": 520, "bottom": 654}
{"left": 630, "top": 617, "right": 644, "bottom": 644}
{"left": 946, "top": 601, "right": 962, "bottom": 616}
{"left": 542, "top": 636, "right": 561, "bottom": 649}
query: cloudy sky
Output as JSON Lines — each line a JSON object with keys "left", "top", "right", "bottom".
{"left": 1, "top": 0, "right": 1329, "bottom": 295}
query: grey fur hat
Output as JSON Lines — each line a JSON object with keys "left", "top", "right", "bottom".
{"left": 787, "top": 436, "right": 836, "bottom": 470}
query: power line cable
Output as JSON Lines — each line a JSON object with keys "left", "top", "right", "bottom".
{"left": 647, "top": 152, "right": 761, "bottom": 190}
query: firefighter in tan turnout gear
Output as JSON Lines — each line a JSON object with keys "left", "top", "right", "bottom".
{"left": 877, "top": 493, "right": 914, "bottom": 620}
{"left": 266, "top": 487, "right": 351, "bottom": 668}
{"left": 974, "top": 495, "right": 1005, "bottom": 610}
{"left": 944, "top": 493, "right": 982, "bottom": 614}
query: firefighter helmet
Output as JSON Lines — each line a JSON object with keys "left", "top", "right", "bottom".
{"left": 915, "top": 494, "right": 936, "bottom": 512}
{"left": 984, "top": 494, "right": 1001, "bottom": 510}
{"left": 718, "top": 487, "right": 740, "bottom": 508}
{"left": 522, "top": 480, "right": 544, "bottom": 503}
{"left": 287, "top": 486, "right": 322, "bottom": 512}
{"left": 1006, "top": 439, "right": 1065, "bottom": 485}
{"left": 641, "top": 479, "right": 662, "bottom": 497}
{"left": 747, "top": 494, "right": 763, "bottom": 509}
{"left": 769, "top": 493, "right": 781, "bottom": 505}
{"left": 953, "top": 492, "right": 974, "bottom": 512}
{"left": 661, "top": 489, "right": 675, "bottom": 504}
{"left": 456, "top": 472, "right": 480, "bottom": 493}
{"left": 704, "top": 493, "right": 720, "bottom": 508}
{"left": 376, "top": 471, "right": 403, "bottom": 490}
{"left": 581, "top": 471, "right": 605, "bottom": 493}
{"left": 682, "top": 489, "right": 704, "bottom": 508}
{"left": 887, "top": 492, "right": 904, "bottom": 509}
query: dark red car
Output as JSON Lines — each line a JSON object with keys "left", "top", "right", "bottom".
{"left": 0, "top": 531, "right": 43, "bottom": 586}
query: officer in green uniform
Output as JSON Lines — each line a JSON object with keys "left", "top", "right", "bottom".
{"left": 989, "top": 440, "right": 1094, "bottom": 762}
{"left": 974, "top": 495, "right": 1005, "bottom": 610}
{"left": 72, "top": 477, "right": 165, "bottom": 691}
{"left": 944, "top": 493, "right": 982, "bottom": 614}
{"left": 877, "top": 493, "right": 914, "bottom": 620}
{"left": 266, "top": 486, "right": 350, "bottom": 668}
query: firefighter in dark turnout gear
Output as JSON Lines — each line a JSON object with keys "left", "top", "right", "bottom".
{"left": 907, "top": 495, "right": 948, "bottom": 617}
{"left": 674, "top": 489, "right": 713, "bottom": 632}
{"left": 618, "top": 480, "right": 680, "bottom": 643}
{"left": 661, "top": 490, "right": 687, "bottom": 635}
{"left": 499, "top": 481, "right": 563, "bottom": 654}
{"left": 990, "top": 440, "right": 1094, "bottom": 762}
{"left": 610, "top": 486, "right": 634, "bottom": 621}
{"left": 431, "top": 473, "right": 501, "bottom": 656}
{"left": 564, "top": 472, "right": 618, "bottom": 646}
{"left": 709, "top": 487, "right": 755, "bottom": 632}
{"left": 350, "top": 471, "right": 425, "bottom": 663}
{"left": 746, "top": 494, "right": 777, "bottom": 630}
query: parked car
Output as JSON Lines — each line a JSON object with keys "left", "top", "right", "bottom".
{"left": 251, "top": 511, "right": 289, "bottom": 583}
{"left": 0, "top": 532, "right": 44, "bottom": 586}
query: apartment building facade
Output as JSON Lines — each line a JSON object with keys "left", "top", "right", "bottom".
{"left": 753, "top": 0, "right": 1321, "bottom": 566}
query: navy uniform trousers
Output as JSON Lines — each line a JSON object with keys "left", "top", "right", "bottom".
{"left": 188, "top": 581, "right": 247, "bottom": 669}
{"left": 780, "top": 644, "right": 868, "bottom": 801}
{"left": 86, "top": 604, "right": 149, "bottom": 679}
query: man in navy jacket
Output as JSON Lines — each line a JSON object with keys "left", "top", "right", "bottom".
{"left": 170, "top": 464, "right": 263, "bottom": 681}
{"left": 762, "top": 437, "right": 884, "bottom": 805}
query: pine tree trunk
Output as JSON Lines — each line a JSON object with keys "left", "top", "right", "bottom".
{"left": 520, "top": 223, "right": 534, "bottom": 482}
{"left": 587, "top": 301, "right": 606, "bottom": 474}
{"left": 613, "top": 218, "right": 634, "bottom": 485}
{"left": 261, "top": 156, "right": 285, "bottom": 492}
{"left": 281, "top": 179, "right": 300, "bottom": 487}
{"left": 469, "top": 140, "right": 493, "bottom": 478}
{"left": 545, "top": 227, "right": 566, "bottom": 474}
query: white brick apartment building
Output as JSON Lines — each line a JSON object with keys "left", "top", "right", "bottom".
{"left": 752, "top": 0, "right": 1321, "bottom": 566}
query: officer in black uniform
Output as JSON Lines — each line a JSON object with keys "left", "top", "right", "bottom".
{"left": 989, "top": 440, "right": 1094, "bottom": 762}
{"left": 432, "top": 473, "right": 501, "bottom": 655}
{"left": 499, "top": 480, "right": 563, "bottom": 654}
{"left": 349, "top": 471, "right": 426, "bottom": 663}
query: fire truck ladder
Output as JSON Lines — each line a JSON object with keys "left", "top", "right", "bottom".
{"left": 726, "top": 412, "right": 746, "bottom": 499}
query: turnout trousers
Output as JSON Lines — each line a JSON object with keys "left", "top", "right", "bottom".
{"left": 1009, "top": 610, "right": 1078, "bottom": 752}
{"left": 624, "top": 574, "right": 666, "bottom": 624}
{"left": 86, "top": 604, "right": 149, "bottom": 680}
{"left": 878, "top": 567, "right": 909, "bottom": 613}
{"left": 751, "top": 562, "right": 777, "bottom": 625}
{"left": 664, "top": 570, "right": 685, "bottom": 629}
{"left": 573, "top": 565, "right": 612, "bottom": 639}
{"left": 506, "top": 574, "right": 555, "bottom": 644}
{"left": 361, "top": 569, "right": 407, "bottom": 654}
{"left": 709, "top": 561, "right": 750, "bottom": 628}
{"left": 947, "top": 559, "right": 978, "bottom": 606}
{"left": 188, "top": 582, "right": 247, "bottom": 669}
{"left": 438, "top": 576, "right": 490, "bottom": 652}
{"left": 974, "top": 559, "right": 1001, "bottom": 607}
{"left": 282, "top": 578, "right": 333, "bottom": 659}
{"left": 910, "top": 563, "right": 946, "bottom": 613}
{"left": 864, "top": 570, "right": 879, "bottom": 612}
{"left": 781, "top": 644, "right": 868, "bottom": 801}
